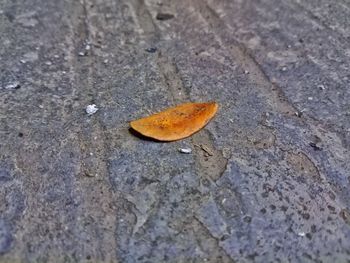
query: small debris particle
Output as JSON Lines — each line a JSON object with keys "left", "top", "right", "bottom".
{"left": 194, "top": 144, "right": 213, "bottom": 156}
{"left": 307, "top": 97, "right": 313, "bottom": 101}
{"left": 78, "top": 51, "right": 86, "bottom": 56}
{"left": 298, "top": 232, "right": 306, "bottom": 237}
{"left": 281, "top": 66, "right": 287, "bottom": 71}
{"left": 309, "top": 142, "right": 322, "bottom": 151}
{"left": 145, "top": 47, "right": 157, "bottom": 53}
{"left": 2, "top": 82, "right": 21, "bottom": 90}
{"left": 318, "top": 84, "right": 325, "bottom": 90}
{"left": 86, "top": 104, "right": 98, "bottom": 115}
{"left": 54, "top": 54, "right": 60, "bottom": 59}
{"left": 340, "top": 209, "right": 350, "bottom": 225}
{"left": 178, "top": 148, "right": 192, "bottom": 154}
{"left": 103, "top": 59, "right": 109, "bottom": 64}
{"left": 85, "top": 44, "right": 91, "bottom": 51}
{"left": 85, "top": 171, "right": 97, "bottom": 177}
{"left": 45, "top": 61, "right": 52, "bottom": 66}
{"left": 244, "top": 70, "right": 249, "bottom": 74}
{"left": 38, "top": 105, "right": 44, "bottom": 109}
{"left": 156, "top": 13, "right": 174, "bottom": 21}
{"left": 20, "top": 59, "right": 26, "bottom": 64}
{"left": 295, "top": 111, "right": 303, "bottom": 117}
{"left": 295, "top": 109, "right": 305, "bottom": 117}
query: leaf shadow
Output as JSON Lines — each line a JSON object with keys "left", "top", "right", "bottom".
{"left": 128, "top": 128, "right": 165, "bottom": 143}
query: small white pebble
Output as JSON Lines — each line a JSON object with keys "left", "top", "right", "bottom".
{"left": 38, "top": 105, "right": 44, "bottom": 109}
{"left": 308, "top": 97, "right": 313, "bottom": 101}
{"left": 244, "top": 70, "right": 249, "bottom": 74}
{"left": 54, "top": 54, "right": 60, "bottom": 59}
{"left": 282, "top": 66, "right": 287, "bottom": 71}
{"left": 298, "top": 232, "right": 305, "bottom": 237}
{"left": 86, "top": 104, "right": 98, "bottom": 115}
{"left": 4, "top": 82, "right": 20, "bottom": 90}
{"left": 103, "top": 59, "right": 109, "bottom": 64}
{"left": 45, "top": 61, "right": 52, "bottom": 66}
{"left": 85, "top": 44, "right": 91, "bottom": 51}
{"left": 89, "top": 152, "right": 94, "bottom": 156}
{"left": 20, "top": 59, "right": 26, "bottom": 64}
{"left": 318, "top": 84, "right": 325, "bottom": 90}
{"left": 222, "top": 198, "right": 227, "bottom": 204}
{"left": 78, "top": 51, "right": 85, "bottom": 56}
{"left": 178, "top": 148, "right": 192, "bottom": 154}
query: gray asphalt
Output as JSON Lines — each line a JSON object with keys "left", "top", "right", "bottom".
{"left": 1, "top": 0, "right": 350, "bottom": 262}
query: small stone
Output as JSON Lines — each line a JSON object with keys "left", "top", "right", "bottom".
{"left": 86, "top": 104, "right": 98, "bottom": 115}
{"left": 45, "top": 61, "right": 52, "bottom": 66}
{"left": 20, "top": 59, "right": 26, "bottom": 64}
{"left": 307, "top": 97, "right": 313, "bottom": 101}
{"left": 145, "top": 47, "right": 157, "bottom": 53}
{"left": 244, "top": 70, "right": 249, "bottom": 74}
{"left": 2, "top": 82, "right": 21, "bottom": 90}
{"left": 85, "top": 44, "right": 91, "bottom": 51}
{"left": 103, "top": 59, "right": 109, "bottom": 64}
{"left": 298, "top": 232, "right": 306, "bottom": 237}
{"left": 178, "top": 148, "right": 192, "bottom": 154}
{"left": 318, "top": 84, "right": 325, "bottom": 90}
{"left": 295, "top": 109, "right": 305, "bottom": 117}
{"left": 282, "top": 66, "right": 287, "bottom": 71}
{"left": 54, "top": 55, "right": 60, "bottom": 59}
{"left": 78, "top": 51, "right": 86, "bottom": 56}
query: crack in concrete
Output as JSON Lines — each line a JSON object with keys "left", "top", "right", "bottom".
{"left": 193, "top": 216, "right": 235, "bottom": 262}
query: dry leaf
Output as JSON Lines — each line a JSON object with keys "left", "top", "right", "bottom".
{"left": 130, "top": 102, "right": 218, "bottom": 141}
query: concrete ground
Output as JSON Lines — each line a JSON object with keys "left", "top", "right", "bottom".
{"left": 1, "top": 0, "right": 350, "bottom": 262}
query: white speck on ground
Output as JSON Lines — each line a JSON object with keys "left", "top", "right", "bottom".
{"left": 178, "top": 148, "right": 192, "bottom": 154}
{"left": 298, "top": 232, "right": 306, "bottom": 237}
{"left": 2, "top": 82, "right": 21, "bottom": 90}
{"left": 86, "top": 104, "right": 98, "bottom": 115}
{"left": 308, "top": 97, "right": 313, "bottom": 101}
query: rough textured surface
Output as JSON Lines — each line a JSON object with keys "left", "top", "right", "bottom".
{"left": 0, "top": 0, "right": 350, "bottom": 262}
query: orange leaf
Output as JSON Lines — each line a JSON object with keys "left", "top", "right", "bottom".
{"left": 130, "top": 102, "right": 218, "bottom": 141}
